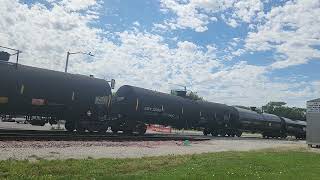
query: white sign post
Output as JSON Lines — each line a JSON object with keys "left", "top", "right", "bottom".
{"left": 307, "top": 99, "right": 320, "bottom": 147}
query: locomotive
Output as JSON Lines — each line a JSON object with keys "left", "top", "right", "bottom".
{"left": 0, "top": 60, "right": 113, "bottom": 132}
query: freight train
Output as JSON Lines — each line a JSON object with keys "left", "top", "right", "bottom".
{"left": 0, "top": 56, "right": 306, "bottom": 139}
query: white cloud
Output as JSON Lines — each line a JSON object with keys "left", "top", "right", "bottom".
{"left": 232, "top": 0, "right": 264, "bottom": 23}
{"left": 0, "top": 0, "right": 318, "bottom": 108}
{"left": 133, "top": 21, "right": 140, "bottom": 26}
{"left": 226, "top": 17, "right": 239, "bottom": 28}
{"left": 59, "top": 0, "right": 101, "bottom": 11}
{"left": 159, "top": 0, "right": 265, "bottom": 31}
{"left": 245, "top": 0, "right": 320, "bottom": 69}
{"left": 201, "top": 61, "right": 318, "bottom": 107}
{"left": 159, "top": 0, "right": 233, "bottom": 32}
{"left": 0, "top": 0, "right": 101, "bottom": 70}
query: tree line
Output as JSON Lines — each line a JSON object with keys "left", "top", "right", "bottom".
{"left": 183, "top": 93, "right": 306, "bottom": 121}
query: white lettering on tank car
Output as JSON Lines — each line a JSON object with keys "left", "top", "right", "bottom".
{"left": 95, "top": 96, "right": 109, "bottom": 105}
{"left": 144, "top": 106, "right": 164, "bottom": 113}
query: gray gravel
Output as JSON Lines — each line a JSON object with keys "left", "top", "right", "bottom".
{"left": 0, "top": 122, "right": 316, "bottom": 160}
{"left": 0, "top": 138, "right": 310, "bottom": 160}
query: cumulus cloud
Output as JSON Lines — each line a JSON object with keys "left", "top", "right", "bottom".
{"left": 203, "top": 61, "right": 318, "bottom": 107}
{"left": 59, "top": 0, "right": 101, "bottom": 11}
{"left": 231, "top": 0, "right": 264, "bottom": 24}
{"left": 159, "top": 0, "right": 233, "bottom": 32}
{"left": 0, "top": 0, "right": 318, "bottom": 107}
{"left": 159, "top": 0, "right": 265, "bottom": 31}
{"left": 245, "top": 0, "right": 320, "bottom": 69}
{"left": 0, "top": 0, "right": 102, "bottom": 70}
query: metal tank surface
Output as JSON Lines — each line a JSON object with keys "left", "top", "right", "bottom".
{"left": 234, "top": 107, "right": 264, "bottom": 133}
{"left": 281, "top": 117, "right": 306, "bottom": 139}
{"left": 198, "top": 102, "right": 240, "bottom": 137}
{"left": 111, "top": 85, "right": 197, "bottom": 134}
{"left": 260, "top": 113, "right": 285, "bottom": 138}
{"left": 111, "top": 85, "right": 235, "bottom": 135}
{"left": 0, "top": 61, "right": 112, "bottom": 130}
{"left": 232, "top": 107, "right": 286, "bottom": 138}
{"left": 307, "top": 98, "right": 320, "bottom": 147}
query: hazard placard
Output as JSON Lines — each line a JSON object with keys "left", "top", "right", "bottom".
{"left": 32, "top": 98, "right": 46, "bottom": 106}
{"left": 0, "top": 97, "right": 8, "bottom": 104}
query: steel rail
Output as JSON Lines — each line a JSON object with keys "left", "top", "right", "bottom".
{"left": 0, "top": 130, "right": 210, "bottom": 141}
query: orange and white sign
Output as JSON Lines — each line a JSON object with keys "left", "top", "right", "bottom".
{"left": 32, "top": 98, "right": 46, "bottom": 106}
{"left": 148, "top": 124, "right": 172, "bottom": 133}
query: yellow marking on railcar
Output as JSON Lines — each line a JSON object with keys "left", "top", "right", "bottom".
{"left": 0, "top": 97, "right": 8, "bottom": 104}
{"left": 135, "top": 98, "right": 139, "bottom": 111}
{"left": 20, "top": 84, "right": 24, "bottom": 95}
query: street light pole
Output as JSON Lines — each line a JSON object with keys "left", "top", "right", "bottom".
{"left": 0, "top": 45, "right": 21, "bottom": 67}
{"left": 65, "top": 51, "right": 94, "bottom": 73}
{"left": 65, "top": 51, "right": 70, "bottom": 73}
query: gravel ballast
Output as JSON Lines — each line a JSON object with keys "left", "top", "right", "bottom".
{"left": 0, "top": 138, "right": 309, "bottom": 160}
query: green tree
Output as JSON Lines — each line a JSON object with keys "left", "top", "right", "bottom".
{"left": 234, "top": 105, "right": 262, "bottom": 113}
{"left": 186, "top": 91, "right": 203, "bottom": 101}
{"left": 262, "top": 101, "right": 306, "bottom": 121}
{"left": 171, "top": 90, "right": 204, "bottom": 101}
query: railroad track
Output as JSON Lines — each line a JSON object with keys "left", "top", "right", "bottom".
{"left": 0, "top": 130, "right": 211, "bottom": 141}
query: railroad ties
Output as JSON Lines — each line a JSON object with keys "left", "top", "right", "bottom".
{"left": 0, "top": 129, "right": 210, "bottom": 141}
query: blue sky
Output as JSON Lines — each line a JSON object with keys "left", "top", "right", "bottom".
{"left": 1, "top": 0, "right": 319, "bottom": 107}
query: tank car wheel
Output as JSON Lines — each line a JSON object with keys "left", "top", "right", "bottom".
{"left": 98, "top": 126, "right": 108, "bottom": 134}
{"left": 203, "top": 129, "right": 209, "bottom": 136}
{"left": 111, "top": 126, "right": 119, "bottom": 134}
{"left": 65, "top": 121, "right": 75, "bottom": 132}
{"left": 136, "top": 123, "right": 147, "bottom": 135}
{"left": 86, "top": 127, "right": 95, "bottom": 133}
{"left": 281, "top": 134, "right": 287, "bottom": 139}
{"left": 76, "top": 124, "right": 86, "bottom": 133}
{"left": 236, "top": 131, "right": 242, "bottom": 137}
{"left": 124, "top": 130, "right": 133, "bottom": 135}
{"left": 138, "top": 127, "right": 147, "bottom": 135}
{"left": 211, "top": 131, "right": 218, "bottom": 137}
{"left": 220, "top": 132, "right": 226, "bottom": 137}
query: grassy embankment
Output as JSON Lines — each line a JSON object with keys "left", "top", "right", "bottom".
{"left": 0, "top": 150, "right": 319, "bottom": 179}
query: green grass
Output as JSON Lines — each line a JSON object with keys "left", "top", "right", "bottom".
{"left": 1, "top": 150, "right": 319, "bottom": 179}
